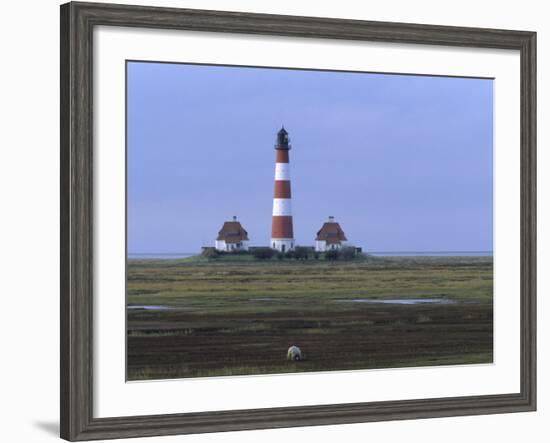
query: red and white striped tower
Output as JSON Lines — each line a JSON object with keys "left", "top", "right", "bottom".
{"left": 271, "top": 127, "right": 294, "bottom": 252}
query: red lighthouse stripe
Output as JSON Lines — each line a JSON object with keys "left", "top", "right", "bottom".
{"left": 275, "top": 150, "right": 289, "bottom": 163}
{"left": 271, "top": 216, "right": 294, "bottom": 238}
{"left": 273, "top": 180, "right": 291, "bottom": 198}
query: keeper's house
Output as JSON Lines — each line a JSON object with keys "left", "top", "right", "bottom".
{"left": 215, "top": 216, "right": 249, "bottom": 252}
{"left": 315, "top": 216, "right": 348, "bottom": 252}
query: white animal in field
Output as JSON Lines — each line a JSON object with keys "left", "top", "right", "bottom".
{"left": 287, "top": 345, "right": 303, "bottom": 361}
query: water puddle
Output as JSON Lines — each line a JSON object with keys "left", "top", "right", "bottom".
{"left": 127, "top": 305, "right": 174, "bottom": 311}
{"left": 334, "top": 298, "right": 456, "bottom": 305}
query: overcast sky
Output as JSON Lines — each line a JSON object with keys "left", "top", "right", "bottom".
{"left": 127, "top": 61, "right": 493, "bottom": 253}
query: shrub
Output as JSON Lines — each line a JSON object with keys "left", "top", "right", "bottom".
{"left": 252, "top": 247, "right": 275, "bottom": 260}
{"left": 227, "top": 249, "right": 248, "bottom": 255}
{"left": 341, "top": 246, "right": 357, "bottom": 261}
{"left": 201, "top": 248, "right": 219, "bottom": 259}
{"left": 325, "top": 249, "right": 340, "bottom": 261}
{"left": 294, "top": 246, "right": 311, "bottom": 261}
{"left": 276, "top": 251, "right": 284, "bottom": 260}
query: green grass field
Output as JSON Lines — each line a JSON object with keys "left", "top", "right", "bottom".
{"left": 127, "top": 256, "right": 493, "bottom": 380}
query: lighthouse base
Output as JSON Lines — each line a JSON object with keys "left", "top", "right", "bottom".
{"left": 271, "top": 238, "right": 294, "bottom": 252}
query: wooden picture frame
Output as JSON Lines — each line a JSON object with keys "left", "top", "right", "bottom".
{"left": 60, "top": 1, "right": 536, "bottom": 440}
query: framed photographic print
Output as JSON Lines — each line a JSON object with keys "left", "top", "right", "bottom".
{"left": 60, "top": 1, "right": 536, "bottom": 440}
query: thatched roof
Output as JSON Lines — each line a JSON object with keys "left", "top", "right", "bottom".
{"left": 216, "top": 221, "right": 249, "bottom": 243}
{"left": 315, "top": 222, "right": 347, "bottom": 244}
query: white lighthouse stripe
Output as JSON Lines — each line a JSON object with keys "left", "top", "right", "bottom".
{"left": 274, "top": 163, "right": 291, "bottom": 181}
{"left": 272, "top": 198, "right": 292, "bottom": 216}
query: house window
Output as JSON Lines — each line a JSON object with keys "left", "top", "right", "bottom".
{"left": 282, "top": 244, "right": 286, "bottom": 252}
{"left": 273, "top": 242, "right": 275, "bottom": 248}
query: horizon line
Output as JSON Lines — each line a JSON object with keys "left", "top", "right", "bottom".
{"left": 128, "top": 250, "right": 494, "bottom": 255}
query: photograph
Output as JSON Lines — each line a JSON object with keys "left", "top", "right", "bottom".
{"left": 0, "top": 0, "right": 543, "bottom": 441}
{"left": 126, "top": 61, "right": 494, "bottom": 381}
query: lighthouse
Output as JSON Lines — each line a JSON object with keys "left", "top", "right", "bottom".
{"left": 271, "top": 127, "right": 295, "bottom": 252}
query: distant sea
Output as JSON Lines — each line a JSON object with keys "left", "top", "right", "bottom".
{"left": 128, "top": 253, "right": 195, "bottom": 259}
{"left": 128, "top": 251, "right": 493, "bottom": 259}
{"left": 368, "top": 251, "right": 493, "bottom": 257}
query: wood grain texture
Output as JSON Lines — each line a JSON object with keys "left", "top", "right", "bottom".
{"left": 60, "top": 2, "right": 536, "bottom": 440}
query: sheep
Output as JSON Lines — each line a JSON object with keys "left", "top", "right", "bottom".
{"left": 287, "top": 345, "right": 303, "bottom": 361}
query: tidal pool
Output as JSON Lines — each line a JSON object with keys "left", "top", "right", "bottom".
{"left": 334, "top": 298, "right": 456, "bottom": 305}
{"left": 127, "top": 305, "right": 174, "bottom": 311}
